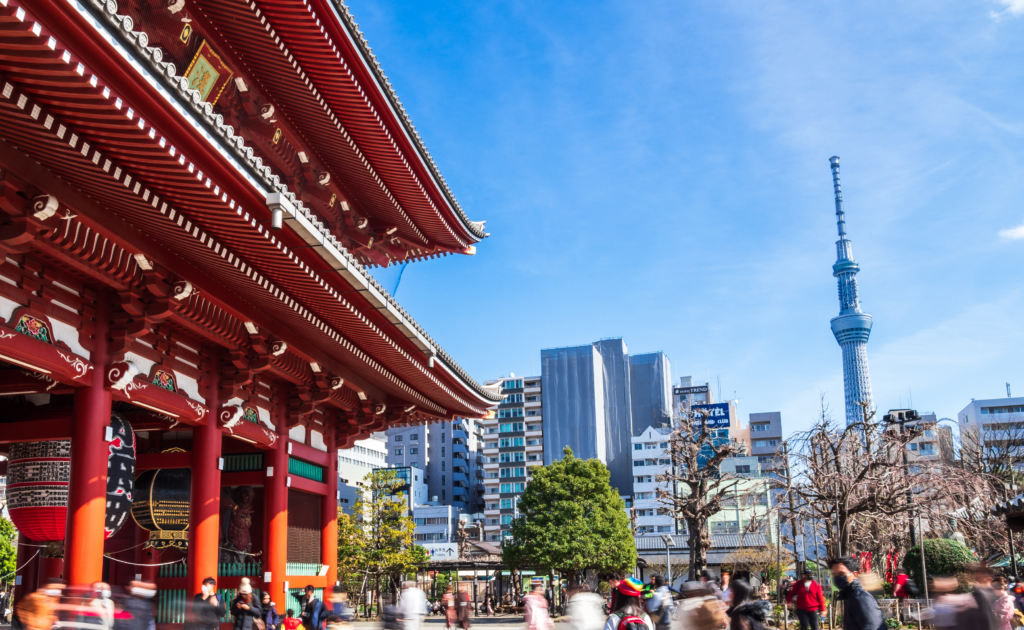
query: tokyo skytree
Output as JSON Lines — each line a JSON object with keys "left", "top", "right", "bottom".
{"left": 828, "top": 156, "right": 874, "bottom": 425}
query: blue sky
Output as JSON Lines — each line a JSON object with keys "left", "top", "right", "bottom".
{"left": 356, "top": 0, "right": 1024, "bottom": 436}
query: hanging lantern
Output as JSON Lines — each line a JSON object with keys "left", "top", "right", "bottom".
{"left": 6, "top": 439, "right": 71, "bottom": 542}
{"left": 132, "top": 468, "right": 191, "bottom": 550}
{"left": 105, "top": 412, "right": 136, "bottom": 539}
{"left": 6, "top": 412, "right": 137, "bottom": 543}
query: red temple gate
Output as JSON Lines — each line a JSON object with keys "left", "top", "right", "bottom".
{"left": 0, "top": 0, "right": 498, "bottom": 624}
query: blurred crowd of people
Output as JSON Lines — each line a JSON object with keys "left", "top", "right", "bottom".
{"left": 6, "top": 556, "right": 1024, "bottom": 630}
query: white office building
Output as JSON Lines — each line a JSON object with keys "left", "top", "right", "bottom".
{"left": 631, "top": 426, "right": 675, "bottom": 535}
{"left": 959, "top": 396, "right": 1024, "bottom": 459}
{"left": 337, "top": 435, "right": 388, "bottom": 512}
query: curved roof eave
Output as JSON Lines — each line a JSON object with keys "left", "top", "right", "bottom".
{"left": 319, "top": 0, "right": 489, "bottom": 243}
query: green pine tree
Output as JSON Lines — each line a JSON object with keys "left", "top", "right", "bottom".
{"left": 503, "top": 447, "right": 636, "bottom": 585}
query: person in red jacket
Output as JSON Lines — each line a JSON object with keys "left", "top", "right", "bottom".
{"left": 786, "top": 571, "right": 827, "bottom": 630}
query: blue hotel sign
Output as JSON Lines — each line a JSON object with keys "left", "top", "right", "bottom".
{"left": 692, "top": 403, "right": 731, "bottom": 428}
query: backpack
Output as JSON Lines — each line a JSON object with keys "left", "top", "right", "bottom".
{"left": 692, "top": 598, "right": 727, "bottom": 630}
{"left": 617, "top": 614, "right": 648, "bottom": 630}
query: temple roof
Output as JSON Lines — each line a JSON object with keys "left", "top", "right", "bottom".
{"left": 0, "top": 0, "right": 501, "bottom": 420}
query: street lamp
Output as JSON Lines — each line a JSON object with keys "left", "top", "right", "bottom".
{"left": 661, "top": 534, "right": 676, "bottom": 588}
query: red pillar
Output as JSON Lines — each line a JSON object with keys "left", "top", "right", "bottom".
{"left": 65, "top": 294, "right": 112, "bottom": 586}
{"left": 265, "top": 386, "right": 290, "bottom": 612}
{"left": 14, "top": 533, "right": 37, "bottom": 601}
{"left": 320, "top": 425, "right": 338, "bottom": 598}
{"left": 188, "top": 351, "right": 222, "bottom": 596}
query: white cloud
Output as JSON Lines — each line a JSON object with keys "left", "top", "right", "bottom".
{"left": 992, "top": 0, "right": 1024, "bottom": 20}
{"left": 999, "top": 223, "right": 1024, "bottom": 239}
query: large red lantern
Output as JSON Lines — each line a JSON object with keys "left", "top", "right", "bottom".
{"left": 7, "top": 412, "right": 137, "bottom": 542}
{"left": 6, "top": 440, "right": 71, "bottom": 542}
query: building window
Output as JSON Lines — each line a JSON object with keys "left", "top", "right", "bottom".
{"left": 442, "top": 490, "right": 445, "bottom": 501}
{"left": 442, "top": 433, "right": 446, "bottom": 443}
{"left": 528, "top": 454, "right": 538, "bottom": 461}
{"left": 645, "top": 443, "right": 657, "bottom": 450}
{"left": 410, "top": 448, "right": 418, "bottom": 455}
{"left": 501, "top": 498, "right": 515, "bottom": 509}
{"left": 526, "top": 439, "right": 538, "bottom": 446}
{"left": 394, "top": 435, "right": 403, "bottom": 442}
{"left": 441, "top": 447, "right": 445, "bottom": 457}
{"left": 753, "top": 439, "right": 779, "bottom": 448}
{"left": 395, "top": 448, "right": 403, "bottom": 456}
{"left": 634, "top": 444, "right": 643, "bottom": 451}
{"left": 752, "top": 423, "right": 771, "bottom": 432}
{"left": 499, "top": 438, "right": 525, "bottom": 448}
{"left": 498, "top": 408, "right": 524, "bottom": 418}
{"left": 503, "top": 393, "right": 524, "bottom": 404}
{"left": 487, "top": 442, "right": 498, "bottom": 449}
{"left": 442, "top": 461, "right": 446, "bottom": 471}
{"left": 411, "top": 433, "right": 419, "bottom": 441}
{"left": 411, "top": 462, "right": 418, "bottom": 468}
{"left": 500, "top": 514, "right": 514, "bottom": 525}
{"left": 735, "top": 465, "right": 751, "bottom": 473}
{"left": 500, "top": 423, "right": 525, "bottom": 433}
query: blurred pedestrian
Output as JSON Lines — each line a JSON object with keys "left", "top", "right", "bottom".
{"left": 728, "top": 581, "right": 771, "bottom": 630}
{"left": 193, "top": 577, "right": 227, "bottom": 630}
{"left": 456, "top": 585, "right": 471, "bottom": 630}
{"left": 442, "top": 586, "right": 457, "bottom": 630}
{"left": 88, "top": 582, "right": 116, "bottom": 630}
{"left": 992, "top": 577, "right": 1015, "bottom": 630}
{"left": 14, "top": 591, "right": 56, "bottom": 630}
{"left": 261, "top": 593, "right": 280, "bottom": 630}
{"left": 786, "top": 570, "right": 826, "bottom": 630}
{"left": 698, "top": 572, "right": 721, "bottom": 599}
{"left": 829, "top": 557, "right": 883, "bottom": 630}
{"left": 565, "top": 587, "right": 605, "bottom": 630}
{"left": 524, "top": 584, "right": 552, "bottom": 630}
{"left": 231, "top": 578, "right": 262, "bottom": 630}
{"left": 719, "top": 572, "right": 732, "bottom": 604}
{"left": 398, "top": 581, "right": 428, "bottom": 630}
{"left": 116, "top": 580, "right": 156, "bottom": 630}
{"left": 646, "top": 576, "right": 674, "bottom": 630}
{"left": 955, "top": 565, "right": 998, "bottom": 630}
{"left": 674, "top": 582, "right": 726, "bottom": 630}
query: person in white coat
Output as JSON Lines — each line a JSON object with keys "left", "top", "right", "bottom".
{"left": 398, "top": 582, "right": 428, "bottom": 630}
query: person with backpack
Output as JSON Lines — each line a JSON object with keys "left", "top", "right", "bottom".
{"left": 727, "top": 581, "right": 771, "bottom": 630}
{"left": 604, "top": 577, "right": 653, "bottom": 630}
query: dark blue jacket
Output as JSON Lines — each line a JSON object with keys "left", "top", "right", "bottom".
{"left": 836, "top": 580, "right": 883, "bottom": 630}
{"left": 262, "top": 604, "right": 280, "bottom": 630}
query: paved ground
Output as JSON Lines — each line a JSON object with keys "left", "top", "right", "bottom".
{"left": 350, "top": 615, "right": 539, "bottom": 629}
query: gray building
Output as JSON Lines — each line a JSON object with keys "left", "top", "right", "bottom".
{"left": 629, "top": 352, "right": 673, "bottom": 433}
{"left": 673, "top": 376, "right": 714, "bottom": 411}
{"left": 542, "top": 338, "right": 657, "bottom": 495}
{"left": 748, "top": 412, "right": 784, "bottom": 472}
{"left": 384, "top": 419, "right": 484, "bottom": 513}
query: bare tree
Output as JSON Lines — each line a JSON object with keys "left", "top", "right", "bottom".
{"left": 790, "top": 397, "right": 922, "bottom": 559}
{"left": 657, "top": 405, "right": 745, "bottom": 579}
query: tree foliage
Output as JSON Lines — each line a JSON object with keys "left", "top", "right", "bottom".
{"left": 336, "top": 469, "right": 428, "bottom": 611}
{"left": 902, "top": 538, "right": 975, "bottom": 591}
{"left": 0, "top": 517, "right": 15, "bottom": 583}
{"left": 503, "top": 447, "right": 635, "bottom": 585}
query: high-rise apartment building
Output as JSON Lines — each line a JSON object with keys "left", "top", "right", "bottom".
{"left": 384, "top": 419, "right": 484, "bottom": 513}
{"left": 481, "top": 375, "right": 544, "bottom": 541}
{"left": 629, "top": 352, "right": 673, "bottom": 433}
{"left": 542, "top": 338, "right": 667, "bottom": 494}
